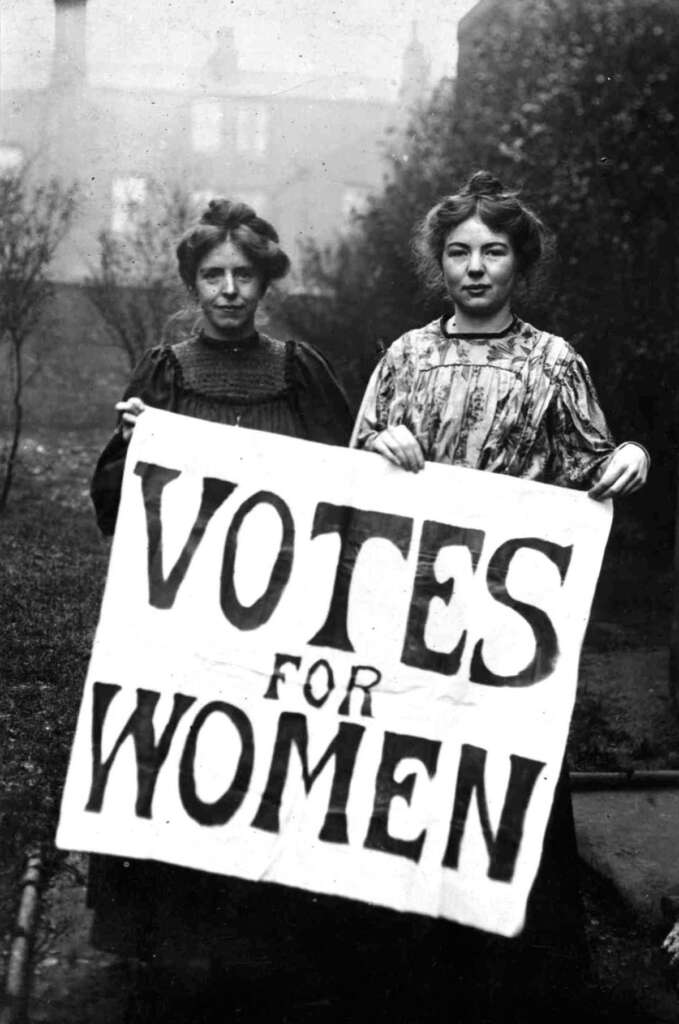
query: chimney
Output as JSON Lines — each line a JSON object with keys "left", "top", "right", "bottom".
{"left": 52, "top": 0, "right": 88, "bottom": 90}
{"left": 204, "top": 27, "right": 240, "bottom": 88}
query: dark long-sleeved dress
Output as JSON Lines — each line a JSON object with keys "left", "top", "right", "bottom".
{"left": 88, "top": 331, "right": 358, "bottom": 1012}
{"left": 92, "top": 331, "right": 352, "bottom": 535}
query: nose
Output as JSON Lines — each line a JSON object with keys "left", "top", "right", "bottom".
{"left": 467, "top": 251, "right": 485, "bottom": 278}
{"left": 221, "top": 271, "right": 237, "bottom": 295}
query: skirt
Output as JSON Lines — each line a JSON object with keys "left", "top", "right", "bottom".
{"left": 88, "top": 764, "right": 586, "bottom": 1022}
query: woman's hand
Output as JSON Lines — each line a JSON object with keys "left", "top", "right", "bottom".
{"left": 588, "top": 443, "right": 649, "bottom": 500}
{"left": 663, "top": 920, "right": 679, "bottom": 968}
{"left": 369, "top": 425, "right": 425, "bottom": 472}
{"left": 116, "top": 397, "right": 146, "bottom": 442}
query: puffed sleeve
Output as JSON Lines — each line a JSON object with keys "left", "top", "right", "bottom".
{"left": 90, "top": 346, "right": 176, "bottom": 535}
{"left": 290, "top": 341, "right": 354, "bottom": 446}
{"left": 545, "top": 353, "right": 618, "bottom": 489}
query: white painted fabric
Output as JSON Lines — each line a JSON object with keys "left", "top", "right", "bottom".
{"left": 58, "top": 408, "right": 611, "bottom": 937}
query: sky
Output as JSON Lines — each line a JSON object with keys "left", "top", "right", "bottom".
{"left": 1, "top": 0, "right": 478, "bottom": 95}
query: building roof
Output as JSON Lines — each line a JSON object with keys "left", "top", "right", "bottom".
{"left": 457, "top": 0, "right": 502, "bottom": 40}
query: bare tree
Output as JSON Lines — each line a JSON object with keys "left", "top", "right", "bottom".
{"left": 0, "top": 168, "right": 77, "bottom": 510}
{"left": 86, "top": 182, "right": 196, "bottom": 369}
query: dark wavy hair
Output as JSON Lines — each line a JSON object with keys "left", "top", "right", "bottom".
{"left": 176, "top": 199, "right": 291, "bottom": 291}
{"left": 413, "top": 171, "right": 549, "bottom": 296}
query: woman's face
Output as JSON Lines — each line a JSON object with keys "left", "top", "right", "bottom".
{"left": 441, "top": 216, "right": 517, "bottom": 323}
{"left": 194, "top": 238, "right": 264, "bottom": 341}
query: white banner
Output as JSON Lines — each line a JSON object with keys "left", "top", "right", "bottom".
{"left": 57, "top": 408, "right": 612, "bottom": 937}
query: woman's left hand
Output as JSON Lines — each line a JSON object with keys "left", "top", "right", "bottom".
{"left": 588, "top": 443, "right": 649, "bottom": 500}
{"left": 663, "top": 920, "right": 679, "bottom": 967}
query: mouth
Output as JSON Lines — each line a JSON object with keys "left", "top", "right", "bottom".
{"left": 464, "top": 285, "right": 491, "bottom": 295}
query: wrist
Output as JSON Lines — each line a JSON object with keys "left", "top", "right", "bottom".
{"left": 358, "top": 430, "right": 380, "bottom": 452}
{"left": 615, "top": 441, "right": 650, "bottom": 468}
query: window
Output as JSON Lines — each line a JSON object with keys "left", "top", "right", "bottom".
{"left": 0, "top": 145, "right": 23, "bottom": 176}
{"left": 111, "top": 177, "right": 147, "bottom": 233}
{"left": 236, "top": 105, "right": 269, "bottom": 158}
{"left": 191, "top": 99, "right": 223, "bottom": 154}
{"left": 341, "top": 186, "right": 370, "bottom": 220}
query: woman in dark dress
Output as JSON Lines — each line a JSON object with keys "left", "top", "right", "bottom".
{"left": 350, "top": 172, "right": 649, "bottom": 1022}
{"left": 89, "top": 199, "right": 353, "bottom": 1022}
{"left": 91, "top": 197, "right": 351, "bottom": 534}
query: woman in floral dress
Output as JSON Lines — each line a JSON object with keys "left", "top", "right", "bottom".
{"left": 351, "top": 171, "right": 648, "bottom": 1022}
{"left": 352, "top": 175, "right": 647, "bottom": 496}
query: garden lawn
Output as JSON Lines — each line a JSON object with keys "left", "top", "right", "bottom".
{"left": 0, "top": 433, "right": 109, "bottom": 942}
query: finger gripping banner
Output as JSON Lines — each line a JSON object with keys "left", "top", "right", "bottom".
{"left": 57, "top": 409, "right": 612, "bottom": 937}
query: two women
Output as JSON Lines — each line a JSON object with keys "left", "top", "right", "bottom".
{"left": 91, "top": 179, "right": 648, "bottom": 1021}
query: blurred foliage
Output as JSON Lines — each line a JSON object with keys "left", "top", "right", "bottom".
{"left": 452, "top": 0, "right": 679, "bottom": 450}
{"left": 277, "top": 0, "right": 679, "bottom": 535}
{"left": 0, "top": 167, "right": 78, "bottom": 508}
{"left": 86, "top": 181, "right": 196, "bottom": 369}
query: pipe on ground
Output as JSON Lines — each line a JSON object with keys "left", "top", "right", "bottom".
{"left": 0, "top": 849, "right": 44, "bottom": 1024}
{"left": 570, "top": 770, "right": 679, "bottom": 790}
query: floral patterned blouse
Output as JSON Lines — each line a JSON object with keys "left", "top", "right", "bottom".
{"left": 351, "top": 316, "right": 626, "bottom": 490}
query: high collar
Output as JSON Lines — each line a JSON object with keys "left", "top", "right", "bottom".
{"left": 196, "top": 329, "right": 260, "bottom": 352}
{"left": 440, "top": 314, "right": 518, "bottom": 340}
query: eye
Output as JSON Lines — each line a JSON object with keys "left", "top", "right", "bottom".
{"left": 202, "top": 268, "right": 221, "bottom": 280}
{"left": 486, "top": 247, "right": 509, "bottom": 258}
{"left": 446, "top": 247, "right": 468, "bottom": 259}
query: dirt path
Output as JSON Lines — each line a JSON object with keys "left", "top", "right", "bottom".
{"left": 29, "top": 855, "right": 127, "bottom": 1024}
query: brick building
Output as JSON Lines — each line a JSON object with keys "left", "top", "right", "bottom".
{"left": 0, "top": 1, "right": 430, "bottom": 280}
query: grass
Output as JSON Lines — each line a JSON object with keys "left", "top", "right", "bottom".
{"left": 0, "top": 429, "right": 677, "bottom": 944}
{"left": 0, "top": 434, "right": 109, "bottom": 941}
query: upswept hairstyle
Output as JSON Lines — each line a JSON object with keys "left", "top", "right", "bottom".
{"left": 176, "top": 198, "right": 291, "bottom": 291}
{"left": 413, "top": 171, "right": 548, "bottom": 296}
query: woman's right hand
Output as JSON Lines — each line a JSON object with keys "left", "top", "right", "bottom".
{"left": 116, "top": 397, "right": 146, "bottom": 442}
{"left": 369, "top": 425, "right": 425, "bottom": 472}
